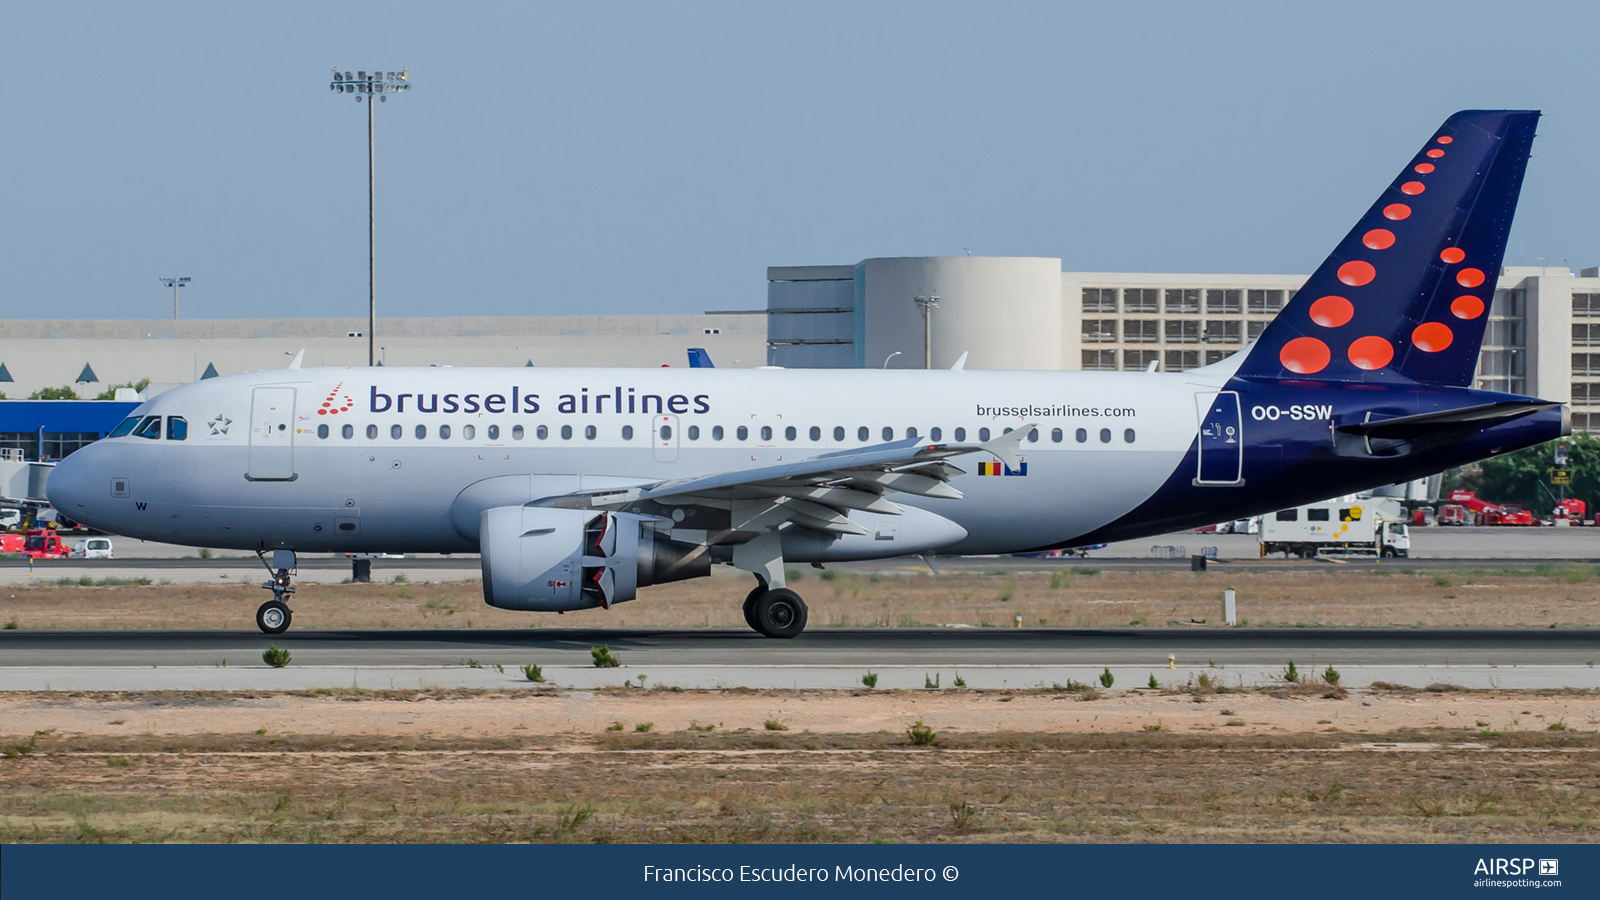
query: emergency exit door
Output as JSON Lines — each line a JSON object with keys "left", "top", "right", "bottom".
{"left": 249, "top": 387, "right": 297, "bottom": 480}
{"left": 1194, "top": 391, "right": 1243, "bottom": 485}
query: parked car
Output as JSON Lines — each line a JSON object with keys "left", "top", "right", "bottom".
{"left": 71, "top": 537, "right": 113, "bottom": 559}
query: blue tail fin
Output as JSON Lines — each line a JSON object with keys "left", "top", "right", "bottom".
{"left": 1236, "top": 110, "right": 1538, "bottom": 387}
{"left": 687, "top": 348, "right": 715, "bottom": 368}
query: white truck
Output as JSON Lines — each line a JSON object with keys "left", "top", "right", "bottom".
{"left": 1259, "top": 497, "right": 1410, "bottom": 559}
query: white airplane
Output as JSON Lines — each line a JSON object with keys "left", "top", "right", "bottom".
{"left": 47, "top": 110, "right": 1564, "bottom": 637}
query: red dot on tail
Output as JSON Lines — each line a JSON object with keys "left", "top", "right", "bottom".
{"left": 1309, "top": 296, "right": 1354, "bottom": 328}
{"left": 1362, "top": 229, "right": 1395, "bottom": 250}
{"left": 1426, "top": 149, "right": 1444, "bottom": 159}
{"left": 1337, "top": 260, "right": 1376, "bottom": 286}
{"left": 1440, "top": 247, "right": 1465, "bottom": 264}
{"left": 1437, "top": 136, "right": 1453, "bottom": 144}
{"left": 1414, "top": 163, "right": 1435, "bottom": 174}
{"left": 317, "top": 409, "right": 326, "bottom": 415}
{"left": 1456, "top": 268, "right": 1485, "bottom": 288}
{"left": 1412, "top": 322, "right": 1454, "bottom": 352}
{"left": 1451, "top": 296, "right": 1484, "bottom": 319}
{"left": 1401, "top": 181, "right": 1425, "bottom": 195}
{"left": 1383, "top": 203, "right": 1411, "bottom": 220}
{"left": 1280, "top": 337, "right": 1331, "bottom": 374}
{"left": 1347, "top": 336, "right": 1395, "bottom": 370}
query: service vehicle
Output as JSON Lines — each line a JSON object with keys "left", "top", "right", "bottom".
{"left": 1259, "top": 498, "right": 1410, "bottom": 558}
{"left": 23, "top": 528, "right": 70, "bottom": 559}
{"left": 71, "top": 537, "right": 113, "bottom": 559}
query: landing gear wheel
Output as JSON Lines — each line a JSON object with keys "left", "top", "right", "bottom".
{"left": 752, "top": 588, "right": 808, "bottom": 639}
{"left": 257, "top": 599, "right": 292, "bottom": 635}
{"left": 742, "top": 585, "right": 765, "bottom": 631}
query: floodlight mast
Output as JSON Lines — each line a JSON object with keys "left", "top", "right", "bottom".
{"left": 160, "top": 276, "right": 191, "bottom": 320}
{"left": 330, "top": 67, "right": 410, "bottom": 366}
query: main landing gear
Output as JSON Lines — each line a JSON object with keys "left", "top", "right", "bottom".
{"left": 255, "top": 549, "right": 297, "bottom": 635}
{"left": 743, "top": 582, "right": 809, "bottom": 639}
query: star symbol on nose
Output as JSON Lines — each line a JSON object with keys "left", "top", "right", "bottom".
{"left": 208, "top": 414, "right": 232, "bottom": 435}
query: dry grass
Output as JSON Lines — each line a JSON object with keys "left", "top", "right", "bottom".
{"left": 2, "top": 565, "right": 1600, "bottom": 631}
{"left": 3, "top": 725, "right": 1597, "bottom": 843}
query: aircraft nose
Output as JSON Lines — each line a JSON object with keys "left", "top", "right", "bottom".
{"left": 45, "top": 450, "right": 90, "bottom": 516}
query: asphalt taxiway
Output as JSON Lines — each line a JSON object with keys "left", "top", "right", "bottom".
{"left": 3, "top": 627, "right": 1596, "bottom": 692}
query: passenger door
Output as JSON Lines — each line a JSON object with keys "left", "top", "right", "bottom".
{"left": 1194, "top": 390, "right": 1243, "bottom": 485}
{"left": 249, "top": 387, "right": 297, "bottom": 481}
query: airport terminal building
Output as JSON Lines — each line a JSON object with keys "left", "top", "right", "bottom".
{"left": 2, "top": 256, "right": 1597, "bottom": 462}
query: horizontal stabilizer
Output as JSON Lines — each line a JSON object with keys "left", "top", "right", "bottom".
{"left": 1336, "top": 400, "right": 1559, "bottom": 440}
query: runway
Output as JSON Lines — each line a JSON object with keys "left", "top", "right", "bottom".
{"left": 4, "top": 627, "right": 1598, "bottom": 692}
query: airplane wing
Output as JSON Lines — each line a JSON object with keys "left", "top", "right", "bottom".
{"left": 538, "top": 424, "right": 1036, "bottom": 537}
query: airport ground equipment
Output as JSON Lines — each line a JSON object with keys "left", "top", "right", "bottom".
{"left": 22, "top": 528, "right": 70, "bottom": 559}
{"left": 1447, "top": 489, "right": 1539, "bottom": 526}
{"left": 1260, "top": 498, "right": 1410, "bottom": 558}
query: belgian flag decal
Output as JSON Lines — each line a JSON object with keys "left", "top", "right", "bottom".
{"left": 978, "top": 461, "right": 1027, "bottom": 476}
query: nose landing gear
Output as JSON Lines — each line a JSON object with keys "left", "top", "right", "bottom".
{"left": 255, "top": 549, "right": 297, "bottom": 634}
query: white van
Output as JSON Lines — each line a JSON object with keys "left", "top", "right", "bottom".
{"left": 0, "top": 508, "right": 20, "bottom": 529}
{"left": 71, "top": 537, "right": 113, "bottom": 559}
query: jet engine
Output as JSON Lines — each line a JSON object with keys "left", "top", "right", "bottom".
{"left": 479, "top": 506, "right": 710, "bottom": 611}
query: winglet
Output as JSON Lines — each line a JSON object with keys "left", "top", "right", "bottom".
{"left": 950, "top": 351, "right": 969, "bottom": 372}
{"left": 978, "top": 423, "right": 1035, "bottom": 469}
{"left": 287, "top": 349, "right": 305, "bottom": 370}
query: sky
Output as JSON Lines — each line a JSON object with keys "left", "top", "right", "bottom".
{"left": 4, "top": 1, "right": 1600, "bottom": 321}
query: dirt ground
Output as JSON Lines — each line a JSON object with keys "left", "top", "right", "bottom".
{"left": 5, "top": 564, "right": 1600, "bottom": 631}
{"left": 2, "top": 686, "right": 1598, "bottom": 843}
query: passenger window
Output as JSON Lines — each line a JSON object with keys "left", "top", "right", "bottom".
{"left": 585, "top": 425, "right": 597, "bottom": 440}
{"left": 737, "top": 426, "right": 748, "bottom": 441}
{"left": 510, "top": 425, "right": 522, "bottom": 440}
{"left": 1076, "top": 428, "right": 1087, "bottom": 443}
{"left": 809, "top": 426, "right": 821, "bottom": 441}
{"left": 760, "top": 426, "right": 772, "bottom": 441}
{"left": 342, "top": 424, "right": 354, "bottom": 439}
{"left": 133, "top": 416, "right": 162, "bottom": 440}
{"left": 954, "top": 427, "right": 966, "bottom": 442}
{"left": 1099, "top": 428, "right": 1111, "bottom": 443}
{"left": 660, "top": 424, "right": 672, "bottom": 440}
{"left": 560, "top": 425, "right": 572, "bottom": 440}
{"left": 857, "top": 426, "right": 869, "bottom": 441}
{"left": 536, "top": 425, "right": 548, "bottom": 440}
{"left": 624, "top": 425, "right": 636, "bottom": 440}
{"left": 1276, "top": 509, "right": 1299, "bottom": 521}
{"left": 784, "top": 426, "right": 796, "bottom": 441}
{"left": 367, "top": 424, "right": 378, "bottom": 440}
{"left": 687, "top": 425, "right": 699, "bottom": 440}
{"left": 978, "top": 428, "right": 991, "bottom": 442}
{"left": 439, "top": 424, "right": 451, "bottom": 439}
{"left": 166, "top": 416, "right": 188, "bottom": 441}
{"left": 415, "top": 425, "right": 427, "bottom": 439}
{"left": 907, "top": 427, "right": 918, "bottom": 440}
{"left": 1308, "top": 508, "right": 1330, "bottom": 521}
{"left": 1051, "top": 428, "right": 1063, "bottom": 443}
{"left": 464, "top": 425, "right": 476, "bottom": 440}
{"left": 316, "top": 424, "right": 329, "bottom": 439}
{"left": 882, "top": 427, "right": 893, "bottom": 441}
{"left": 1124, "top": 428, "right": 1136, "bottom": 443}
{"left": 713, "top": 425, "right": 724, "bottom": 441}
{"left": 390, "top": 424, "right": 402, "bottom": 440}
{"left": 1027, "top": 428, "right": 1038, "bottom": 443}
{"left": 109, "top": 417, "right": 140, "bottom": 438}
{"left": 930, "top": 427, "right": 942, "bottom": 442}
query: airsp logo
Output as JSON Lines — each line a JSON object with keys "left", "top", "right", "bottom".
{"left": 1540, "top": 859, "right": 1559, "bottom": 876}
{"left": 1473, "top": 858, "right": 1550, "bottom": 876}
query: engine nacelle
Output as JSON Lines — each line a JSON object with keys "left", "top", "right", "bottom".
{"left": 479, "top": 506, "right": 710, "bottom": 611}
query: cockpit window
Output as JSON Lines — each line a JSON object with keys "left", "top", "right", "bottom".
{"left": 108, "top": 417, "right": 140, "bottom": 438}
{"left": 132, "top": 416, "right": 162, "bottom": 440}
{"left": 166, "top": 417, "right": 188, "bottom": 441}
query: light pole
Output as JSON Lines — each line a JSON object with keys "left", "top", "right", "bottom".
{"left": 914, "top": 294, "right": 940, "bottom": 368}
{"left": 330, "top": 67, "right": 410, "bottom": 366}
{"left": 160, "top": 276, "right": 190, "bottom": 319}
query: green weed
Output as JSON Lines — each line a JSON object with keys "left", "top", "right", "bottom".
{"left": 262, "top": 645, "right": 291, "bottom": 668}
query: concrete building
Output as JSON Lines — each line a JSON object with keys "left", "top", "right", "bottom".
{"left": 766, "top": 258, "right": 1600, "bottom": 431}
